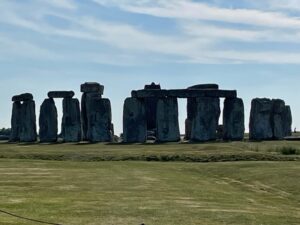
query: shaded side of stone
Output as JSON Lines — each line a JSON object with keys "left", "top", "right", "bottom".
{"left": 283, "top": 105, "right": 292, "bottom": 137}
{"left": 86, "top": 98, "right": 112, "bottom": 142}
{"left": 144, "top": 83, "right": 161, "bottom": 131}
{"left": 81, "top": 92, "right": 102, "bottom": 141}
{"left": 10, "top": 101, "right": 22, "bottom": 142}
{"left": 156, "top": 97, "right": 180, "bottom": 142}
{"left": 62, "top": 98, "right": 82, "bottom": 142}
{"left": 48, "top": 91, "right": 74, "bottom": 98}
{"left": 39, "top": 98, "right": 58, "bottom": 143}
{"left": 19, "top": 100, "right": 37, "bottom": 142}
{"left": 12, "top": 93, "right": 33, "bottom": 102}
{"left": 223, "top": 98, "right": 245, "bottom": 141}
{"left": 191, "top": 97, "right": 220, "bottom": 142}
{"left": 249, "top": 98, "right": 273, "bottom": 140}
{"left": 271, "top": 99, "right": 286, "bottom": 140}
{"left": 123, "top": 97, "right": 147, "bottom": 143}
{"left": 81, "top": 82, "right": 104, "bottom": 94}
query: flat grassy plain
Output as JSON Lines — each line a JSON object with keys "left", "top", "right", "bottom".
{"left": 0, "top": 141, "right": 299, "bottom": 225}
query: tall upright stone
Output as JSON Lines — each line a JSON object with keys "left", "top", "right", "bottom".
{"left": 249, "top": 98, "right": 273, "bottom": 140}
{"left": 80, "top": 82, "right": 104, "bottom": 141}
{"left": 10, "top": 101, "right": 21, "bottom": 142}
{"left": 62, "top": 98, "right": 82, "bottom": 142}
{"left": 156, "top": 97, "right": 180, "bottom": 142}
{"left": 185, "top": 84, "right": 219, "bottom": 140}
{"left": 144, "top": 82, "right": 161, "bottom": 132}
{"left": 271, "top": 99, "right": 286, "bottom": 140}
{"left": 86, "top": 98, "right": 112, "bottom": 142}
{"left": 19, "top": 100, "right": 37, "bottom": 142}
{"left": 283, "top": 105, "right": 292, "bottom": 137}
{"left": 191, "top": 97, "right": 220, "bottom": 142}
{"left": 123, "top": 97, "right": 147, "bottom": 143}
{"left": 223, "top": 98, "right": 245, "bottom": 141}
{"left": 39, "top": 98, "right": 58, "bottom": 143}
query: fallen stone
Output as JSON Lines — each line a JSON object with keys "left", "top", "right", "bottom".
{"left": 12, "top": 93, "right": 33, "bottom": 102}
{"left": 191, "top": 97, "right": 220, "bottom": 142}
{"left": 39, "top": 98, "right": 58, "bottom": 143}
{"left": 19, "top": 100, "right": 37, "bottom": 142}
{"left": 123, "top": 97, "right": 147, "bottom": 143}
{"left": 48, "top": 91, "right": 75, "bottom": 99}
{"left": 61, "top": 98, "right": 82, "bottom": 142}
{"left": 81, "top": 82, "right": 104, "bottom": 94}
{"left": 9, "top": 101, "right": 22, "bottom": 142}
{"left": 86, "top": 98, "right": 112, "bottom": 142}
{"left": 223, "top": 98, "right": 245, "bottom": 141}
{"left": 156, "top": 97, "right": 180, "bottom": 142}
{"left": 249, "top": 98, "right": 273, "bottom": 140}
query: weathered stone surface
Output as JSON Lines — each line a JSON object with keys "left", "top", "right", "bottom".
{"left": 48, "top": 91, "right": 75, "bottom": 99}
{"left": 271, "top": 99, "right": 286, "bottom": 140}
{"left": 12, "top": 93, "right": 33, "bottom": 102}
{"left": 185, "top": 84, "right": 219, "bottom": 140}
{"left": 283, "top": 105, "right": 292, "bottom": 136}
{"left": 81, "top": 82, "right": 104, "bottom": 94}
{"left": 144, "top": 82, "right": 161, "bottom": 131}
{"left": 123, "top": 97, "right": 147, "bottom": 143}
{"left": 249, "top": 98, "right": 273, "bottom": 140}
{"left": 19, "top": 100, "right": 37, "bottom": 142}
{"left": 86, "top": 98, "right": 112, "bottom": 142}
{"left": 132, "top": 89, "right": 237, "bottom": 98}
{"left": 156, "top": 97, "right": 180, "bottom": 142}
{"left": 191, "top": 97, "right": 220, "bottom": 142}
{"left": 188, "top": 84, "right": 219, "bottom": 90}
{"left": 184, "top": 118, "right": 192, "bottom": 140}
{"left": 61, "top": 98, "right": 82, "bottom": 142}
{"left": 223, "top": 98, "right": 245, "bottom": 141}
{"left": 81, "top": 92, "right": 103, "bottom": 141}
{"left": 39, "top": 98, "right": 58, "bottom": 143}
{"left": 9, "top": 101, "right": 21, "bottom": 142}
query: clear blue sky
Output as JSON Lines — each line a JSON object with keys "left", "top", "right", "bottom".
{"left": 0, "top": 0, "right": 299, "bottom": 135}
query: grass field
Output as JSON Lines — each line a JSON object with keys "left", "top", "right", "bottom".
{"left": 0, "top": 141, "right": 299, "bottom": 225}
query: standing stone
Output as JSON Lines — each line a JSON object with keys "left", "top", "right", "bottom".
{"left": 39, "top": 98, "right": 58, "bottom": 143}
{"left": 283, "top": 105, "right": 292, "bottom": 137}
{"left": 123, "top": 97, "right": 147, "bottom": 143}
{"left": 223, "top": 98, "right": 245, "bottom": 141}
{"left": 271, "top": 99, "right": 286, "bottom": 140}
{"left": 156, "top": 97, "right": 180, "bottom": 142}
{"left": 86, "top": 98, "right": 112, "bottom": 142}
{"left": 61, "top": 98, "right": 82, "bottom": 142}
{"left": 10, "top": 101, "right": 21, "bottom": 142}
{"left": 144, "top": 82, "right": 161, "bottom": 131}
{"left": 19, "top": 100, "right": 37, "bottom": 142}
{"left": 81, "top": 91, "right": 103, "bottom": 141}
{"left": 191, "top": 97, "right": 220, "bottom": 142}
{"left": 185, "top": 84, "right": 219, "bottom": 140}
{"left": 249, "top": 98, "right": 273, "bottom": 140}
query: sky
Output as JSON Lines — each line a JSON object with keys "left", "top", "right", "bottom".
{"left": 0, "top": 0, "right": 300, "bottom": 135}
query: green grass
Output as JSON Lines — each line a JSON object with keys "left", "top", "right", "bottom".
{"left": 0, "top": 140, "right": 299, "bottom": 162}
{"left": 0, "top": 142, "right": 299, "bottom": 224}
{"left": 0, "top": 160, "right": 299, "bottom": 225}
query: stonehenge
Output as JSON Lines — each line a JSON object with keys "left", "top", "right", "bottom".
{"left": 10, "top": 93, "right": 37, "bottom": 142}
{"left": 8, "top": 82, "right": 293, "bottom": 144}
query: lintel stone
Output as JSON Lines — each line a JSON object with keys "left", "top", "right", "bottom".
{"left": 48, "top": 91, "right": 75, "bottom": 99}
{"left": 12, "top": 93, "right": 33, "bottom": 102}
{"left": 81, "top": 82, "right": 104, "bottom": 94}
